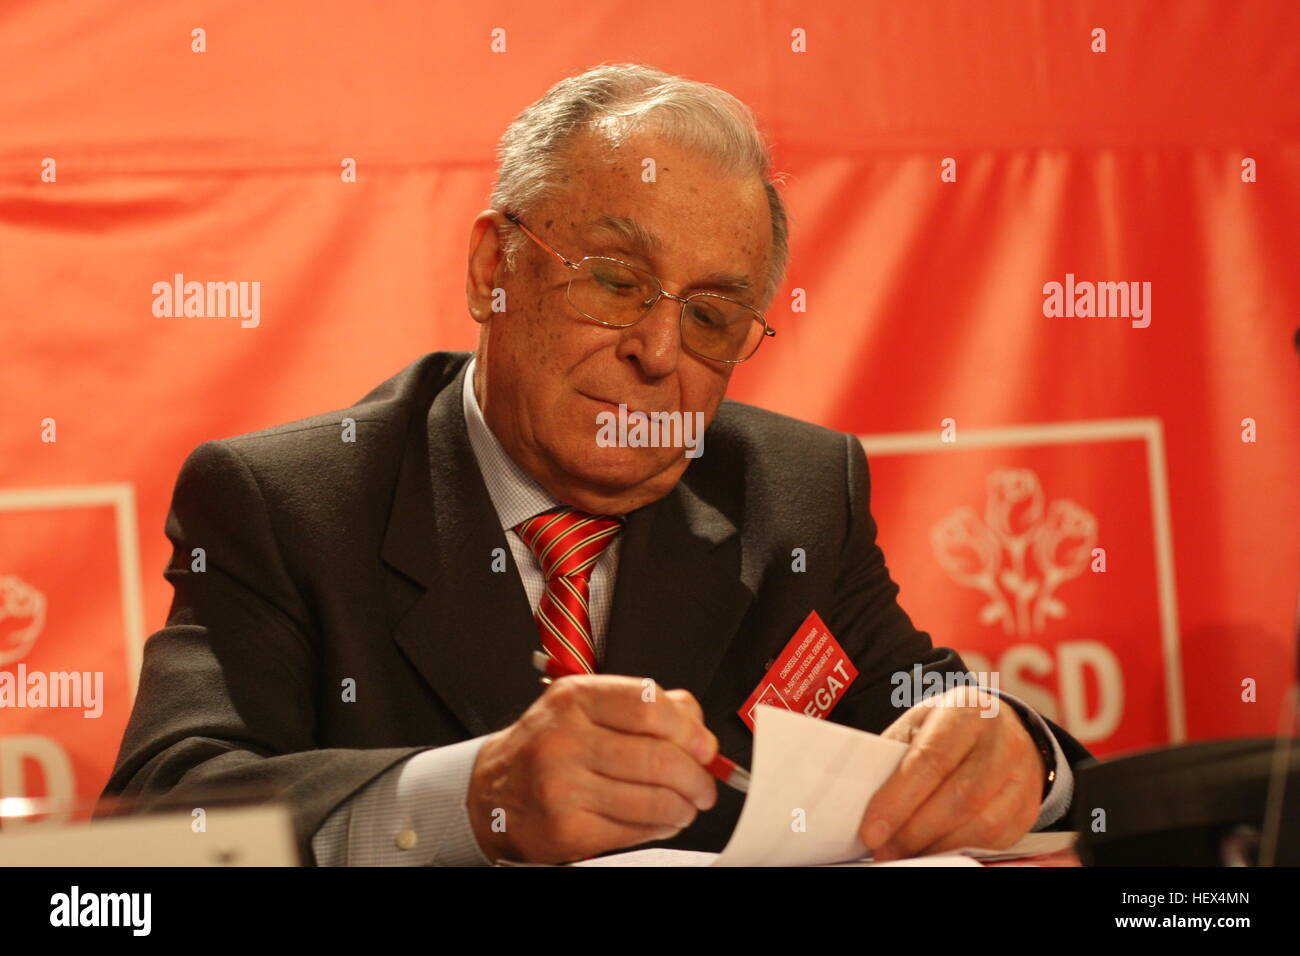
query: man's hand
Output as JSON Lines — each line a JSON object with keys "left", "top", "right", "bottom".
{"left": 467, "top": 675, "right": 719, "bottom": 864}
{"left": 858, "top": 686, "right": 1044, "bottom": 861}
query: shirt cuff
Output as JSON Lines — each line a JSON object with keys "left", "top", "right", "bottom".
{"left": 984, "top": 688, "right": 1074, "bottom": 831}
{"left": 311, "top": 735, "right": 494, "bottom": 866}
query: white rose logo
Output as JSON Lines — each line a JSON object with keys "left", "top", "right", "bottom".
{"left": 0, "top": 574, "right": 46, "bottom": 665}
{"left": 932, "top": 470, "right": 1097, "bottom": 635}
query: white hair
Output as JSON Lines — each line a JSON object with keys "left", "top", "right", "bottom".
{"left": 488, "top": 63, "right": 789, "bottom": 303}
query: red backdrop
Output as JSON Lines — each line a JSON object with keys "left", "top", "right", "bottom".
{"left": 2, "top": 1, "right": 1298, "bottom": 815}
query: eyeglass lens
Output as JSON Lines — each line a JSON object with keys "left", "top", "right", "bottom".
{"left": 567, "top": 258, "right": 764, "bottom": 362}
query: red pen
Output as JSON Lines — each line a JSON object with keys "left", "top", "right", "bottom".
{"left": 531, "top": 650, "right": 751, "bottom": 794}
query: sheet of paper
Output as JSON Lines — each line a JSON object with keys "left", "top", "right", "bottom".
{"left": 566, "top": 834, "right": 1077, "bottom": 867}
{"left": 951, "top": 831, "right": 1078, "bottom": 860}
{"left": 571, "top": 848, "right": 717, "bottom": 867}
{"left": 713, "top": 705, "right": 907, "bottom": 866}
{"left": 835, "top": 855, "right": 983, "bottom": 867}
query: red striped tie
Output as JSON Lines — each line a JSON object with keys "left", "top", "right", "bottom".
{"left": 514, "top": 506, "right": 623, "bottom": 675}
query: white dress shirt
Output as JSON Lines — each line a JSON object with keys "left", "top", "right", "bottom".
{"left": 311, "top": 356, "right": 1072, "bottom": 865}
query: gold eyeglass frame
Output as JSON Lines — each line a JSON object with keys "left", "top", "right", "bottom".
{"left": 502, "top": 212, "right": 776, "bottom": 364}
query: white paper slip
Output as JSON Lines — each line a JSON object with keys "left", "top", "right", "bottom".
{"left": 571, "top": 848, "right": 718, "bottom": 867}
{"left": 567, "top": 833, "right": 1075, "bottom": 867}
{"left": 712, "top": 705, "right": 908, "bottom": 866}
{"left": 950, "top": 831, "right": 1078, "bottom": 861}
{"left": 835, "top": 855, "right": 983, "bottom": 867}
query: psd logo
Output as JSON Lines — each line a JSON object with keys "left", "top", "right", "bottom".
{"left": 746, "top": 683, "right": 790, "bottom": 726}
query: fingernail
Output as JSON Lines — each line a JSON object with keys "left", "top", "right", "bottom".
{"left": 864, "top": 820, "right": 892, "bottom": 849}
{"left": 694, "top": 730, "right": 716, "bottom": 763}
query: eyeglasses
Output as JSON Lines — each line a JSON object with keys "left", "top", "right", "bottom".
{"left": 502, "top": 212, "right": 776, "bottom": 364}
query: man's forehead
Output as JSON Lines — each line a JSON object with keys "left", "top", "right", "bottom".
{"left": 581, "top": 214, "right": 757, "bottom": 295}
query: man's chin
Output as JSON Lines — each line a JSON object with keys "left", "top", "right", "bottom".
{"left": 549, "top": 449, "right": 691, "bottom": 514}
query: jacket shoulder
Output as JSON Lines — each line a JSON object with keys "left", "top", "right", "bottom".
{"left": 688, "top": 398, "right": 857, "bottom": 538}
{"left": 220, "top": 351, "right": 469, "bottom": 451}
{"left": 168, "top": 351, "right": 468, "bottom": 529}
{"left": 708, "top": 397, "right": 851, "bottom": 467}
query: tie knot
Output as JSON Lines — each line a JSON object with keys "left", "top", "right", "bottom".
{"left": 513, "top": 506, "right": 622, "bottom": 581}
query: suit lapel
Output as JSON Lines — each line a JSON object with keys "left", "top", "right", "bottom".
{"left": 604, "top": 477, "right": 755, "bottom": 699}
{"left": 383, "top": 357, "right": 542, "bottom": 737}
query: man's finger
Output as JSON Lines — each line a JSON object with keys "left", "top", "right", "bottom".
{"left": 584, "top": 772, "right": 703, "bottom": 831}
{"left": 878, "top": 704, "right": 925, "bottom": 745}
{"left": 582, "top": 814, "right": 690, "bottom": 857}
{"left": 537, "top": 806, "right": 684, "bottom": 863}
{"left": 586, "top": 725, "right": 717, "bottom": 811}
{"left": 557, "top": 675, "right": 716, "bottom": 763}
{"left": 664, "top": 688, "right": 705, "bottom": 724}
{"left": 860, "top": 706, "right": 980, "bottom": 851}
{"left": 912, "top": 774, "right": 1039, "bottom": 857}
{"left": 866, "top": 733, "right": 1006, "bottom": 860}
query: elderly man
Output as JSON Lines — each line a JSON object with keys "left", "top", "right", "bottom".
{"left": 103, "top": 63, "right": 1088, "bottom": 865}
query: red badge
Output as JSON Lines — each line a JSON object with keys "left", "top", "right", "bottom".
{"left": 738, "top": 610, "right": 859, "bottom": 731}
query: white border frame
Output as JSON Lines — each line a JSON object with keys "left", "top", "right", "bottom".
{"left": 859, "top": 417, "right": 1185, "bottom": 741}
{"left": 0, "top": 484, "right": 145, "bottom": 699}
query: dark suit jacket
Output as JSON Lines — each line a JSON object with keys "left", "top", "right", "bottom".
{"left": 102, "top": 350, "right": 1090, "bottom": 863}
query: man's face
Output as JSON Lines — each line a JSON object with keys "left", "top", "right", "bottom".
{"left": 466, "top": 129, "right": 773, "bottom": 514}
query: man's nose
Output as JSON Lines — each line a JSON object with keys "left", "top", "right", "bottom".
{"left": 616, "top": 294, "right": 682, "bottom": 377}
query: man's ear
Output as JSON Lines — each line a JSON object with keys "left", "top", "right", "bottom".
{"left": 466, "top": 210, "right": 507, "bottom": 324}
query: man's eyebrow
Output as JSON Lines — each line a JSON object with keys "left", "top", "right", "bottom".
{"left": 587, "top": 215, "right": 663, "bottom": 255}
{"left": 693, "top": 272, "right": 753, "bottom": 295}
{"left": 586, "top": 215, "right": 755, "bottom": 297}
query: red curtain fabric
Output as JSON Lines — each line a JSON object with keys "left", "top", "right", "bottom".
{"left": 2, "top": 1, "right": 1297, "bottom": 811}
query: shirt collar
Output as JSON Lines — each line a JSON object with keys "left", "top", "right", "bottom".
{"left": 461, "top": 355, "right": 561, "bottom": 531}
